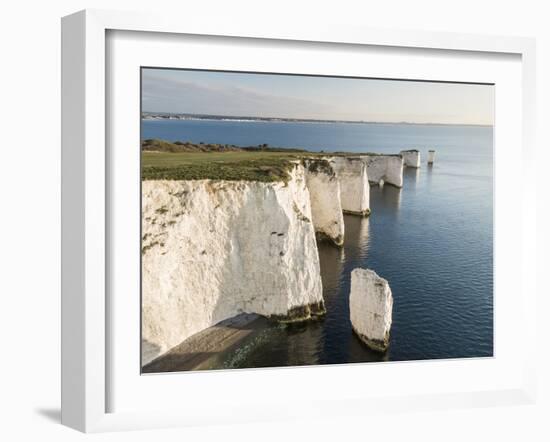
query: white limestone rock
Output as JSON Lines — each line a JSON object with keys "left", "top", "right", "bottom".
{"left": 349, "top": 268, "right": 393, "bottom": 352}
{"left": 400, "top": 149, "right": 421, "bottom": 168}
{"left": 141, "top": 164, "right": 325, "bottom": 365}
{"left": 362, "top": 155, "right": 404, "bottom": 188}
{"left": 428, "top": 150, "right": 436, "bottom": 164}
{"left": 327, "top": 156, "right": 370, "bottom": 216}
{"left": 303, "top": 159, "right": 345, "bottom": 246}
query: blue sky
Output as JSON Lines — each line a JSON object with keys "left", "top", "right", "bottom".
{"left": 142, "top": 68, "right": 494, "bottom": 125}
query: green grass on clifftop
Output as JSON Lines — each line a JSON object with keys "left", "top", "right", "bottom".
{"left": 140, "top": 139, "right": 395, "bottom": 182}
{"left": 142, "top": 151, "right": 308, "bottom": 182}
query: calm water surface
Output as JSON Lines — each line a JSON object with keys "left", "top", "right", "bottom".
{"left": 142, "top": 119, "right": 494, "bottom": 367}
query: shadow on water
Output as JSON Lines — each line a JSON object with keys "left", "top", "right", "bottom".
{"left": 144, "top": 351, "right": 220, "bottom": 373}
{"left": 342, "top": 214, "right": 370, "bottom": 260}
{"left": 218, "top": 320, "right": 325, "bottom": 369}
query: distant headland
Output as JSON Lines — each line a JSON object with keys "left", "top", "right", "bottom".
{"left": 141, "top": 112, "right": 492, "bottom": 127}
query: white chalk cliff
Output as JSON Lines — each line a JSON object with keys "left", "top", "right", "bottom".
{"left": 362, "top": 155, "right": 404, "bottom": 188}
{"left": 303, "top": 159, "right": 345, "bottom": 246}
{"left": 400, "top": 150, "right": 421, "bottom": 168}
{"left": 141, "top": 164, "right": 325, "bottom": 365}
{"left": 349, "top": 268, "right": 393, "bottom": 352}
{"left": 328, "top": 156, "right": 370, "bottom": 216}
{"left": 428, "top": 150, "right": 436, "bottom": 164}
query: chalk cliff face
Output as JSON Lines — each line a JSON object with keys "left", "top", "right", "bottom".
{"left": 349, "top": 268, "right": 393, "bottom": 352}
{"left": 362, "top": 155, "right": 404, "bottom": 188}
{"left": 141, "top": 164, "right": 325, "bottom": 365}
{"left": 303, "top": 159, "right": 345, "bottom": 246}
{"left": 400, "top": 150, "right": 420, "bottom": 168}
{"left": 428, "top": 150, "right": 436, "bottom": 164}
{"left": 328, "top": 156, "right": 370, "bottom": 216}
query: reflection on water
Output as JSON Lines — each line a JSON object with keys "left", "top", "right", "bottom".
{"left": 426, "top": 163, "right": 434, "bottom": 186}
{"left": 342, "top": 215, "right": 370, "bottom": 260}
{"left": 370, "top": 184, "right": 402, "bottom": 211}
{"left": 403, "top": 167, "right": 420, "bottom": 189}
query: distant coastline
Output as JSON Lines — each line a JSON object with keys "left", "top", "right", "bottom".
{"left": 141, "top": 112, "right": 492, "bottom": 128}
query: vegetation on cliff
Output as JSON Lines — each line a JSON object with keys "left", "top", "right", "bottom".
{"left": 142, "top": 139, "right": 315, "bottom": 182}
{"left": 140, "top": 138, "right": 398, "bottom": 182}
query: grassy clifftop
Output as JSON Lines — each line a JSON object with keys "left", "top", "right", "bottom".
{"left": 142, "top": 139, "right": 308, "bottom": 154}
{"left": 142, "top": 151, "right": 300, "bottom": 182}
{"left": 140, "top": 139, "right": 399, "bottom": 182}
{"left": 142, "top": 139, "right": 243, "bottom": 153}
{"left": 141, "top": 139, "right": 314, "bottom": 182}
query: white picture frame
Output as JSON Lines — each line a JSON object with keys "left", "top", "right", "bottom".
{"left": 61, "top": 9, "right": 537, "bottom": 433}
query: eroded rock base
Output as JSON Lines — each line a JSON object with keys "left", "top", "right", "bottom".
{"left": 343, "top": 208, "right": 371, "bottom": 217}
{"left": 352, "top": 326, "right": 390, "bottom": 353}
{"left": 269, "top": 300, "right": 326, "bottom": 323}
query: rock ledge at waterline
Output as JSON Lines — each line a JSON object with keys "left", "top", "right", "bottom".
{"left": 349, "top": 268, "right": 394, "bottom": 352}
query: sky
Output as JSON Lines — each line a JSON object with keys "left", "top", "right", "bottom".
{"left": 142, "top": 68, "right": 494, "bottom": 125}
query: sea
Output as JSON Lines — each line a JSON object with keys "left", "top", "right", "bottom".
{"left": 142, "top": 119, "right": 494, "bottom": 367}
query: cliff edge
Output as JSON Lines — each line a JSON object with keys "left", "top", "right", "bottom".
{"left": 141, "top": 164, "right": 325, "bottom": 365}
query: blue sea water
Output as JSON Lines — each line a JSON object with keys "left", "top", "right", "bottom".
{"left": 142, "top": 119, "right": 493, "bottom": 366}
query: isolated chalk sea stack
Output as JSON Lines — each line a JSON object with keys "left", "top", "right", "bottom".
{"left": 349, "top": 268, "right": 393, "bottom": 352}
{"left": 141, "top": 164, "right": 325, "bottom": 365}
{"left": 328, "top": 156, "right": 370, "bottom": 216}
{"left": 428, "top": 150, "right": 436, "bottom": 164}
{"left": 400, "top": 149, "right": 421, "bottom": 168}
{"left": 362, "top": 154, "right": 404, "bottom": 188}
{"left": 303, "top": 159, "right": 345, "bottom": 246}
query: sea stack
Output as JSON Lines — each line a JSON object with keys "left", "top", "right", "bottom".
{"left": 361, "top": 155, "right": 404, "bottom": 188}
{"left": 303, "top": 158, "right": 345, "bottom": 246}
{"left": 400, "top": 149, "right": 421, "bottom": 168}
{"left": 428, "top": 150, "right": 436, "bottom": 164}
{"left": 328, "top": 156, "right": 370, "bottom": 216}
{"left": 349, "top": 268, "right": 393, "bottom": 352}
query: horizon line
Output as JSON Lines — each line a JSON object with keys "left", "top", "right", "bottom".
{"left": 141, "top": 111, "right": 493, "bottom": 127}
